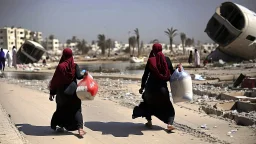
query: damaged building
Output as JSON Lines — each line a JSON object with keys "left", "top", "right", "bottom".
{"left": 205, "top": 2, "right": 256, "bottom": 62}
{"left": 17, "top": 40, "right": 46, "bottom": 64}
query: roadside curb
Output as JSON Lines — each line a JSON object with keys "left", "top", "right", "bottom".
{"left": 0, "top": 104, "right": 29, "bottom": 144}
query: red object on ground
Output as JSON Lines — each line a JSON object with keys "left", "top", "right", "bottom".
{"left": 241, "top": 77, "right": 256, "bottom": 89}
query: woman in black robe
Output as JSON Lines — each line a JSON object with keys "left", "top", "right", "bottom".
{"left": 132, "top": 43, "right": 178, "bottom": 131}
{"left": 49, "top": 48, "right": 87, "bottom": 137}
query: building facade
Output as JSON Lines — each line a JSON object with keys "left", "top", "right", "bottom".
{"left": 46, "top": 38, "right": 60, "bottom": 51}
{"left": 0, "top": 27, "right": 43, "bottom": 50}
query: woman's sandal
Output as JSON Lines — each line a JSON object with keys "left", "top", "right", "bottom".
{"left": 167, "top": 125, "right": 176, "bottom": 131}
{"left": 56, "top": 127, "right": 64, "bottom": 133}
{"left": 145, "top": 121, "right": 153, "bottom": 129}
{"left": 78, "top": 129, "right": 86, "bottom": 137}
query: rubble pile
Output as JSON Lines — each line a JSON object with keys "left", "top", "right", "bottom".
{"left": 15, "top": 63, "right": 52, "bottom": 72}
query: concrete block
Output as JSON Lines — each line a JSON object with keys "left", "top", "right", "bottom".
{"left": 236, "top": 101, "right": 256, "bottom": 112}
{"left": 234, "top": 115, "right": 255, "bottom": 126}
{"left": 219, "top": 93, "right": 256, "bottom": 102}
{"left": 213, "top": 102, "right": 236, "bottom": 111}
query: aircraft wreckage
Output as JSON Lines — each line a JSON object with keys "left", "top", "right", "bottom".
{"left": 17, "top": 40, "right": 47, "bottom": 64}
{"left": 205, "top": 1, "right": 256, "bottom": 62}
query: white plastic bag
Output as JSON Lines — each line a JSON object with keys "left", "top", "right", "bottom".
{"left": 170, "top": 67, "right": 193, "bottom": 103}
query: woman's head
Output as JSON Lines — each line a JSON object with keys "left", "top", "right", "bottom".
{"left": 152, "top": 43, "right": 162, "bottom": 54}
{"left": 147, "top": 43, "right": 170, "bottom": 81}
{"left": 149, "top": 43, "right": 163, "bottom": 57}
{"left": 62, "top": 48, "right": 73, "bottom": 59}
{"left": 195, "top": 49, "right": 198, "bottom": 52}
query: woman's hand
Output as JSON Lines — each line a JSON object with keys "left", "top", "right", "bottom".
{"left": 177, "top": 63, "right": 182, "bottom": 72}
{"left": 49, "top": 95, "right": 55, "bottom": 101}
{"left": 84, "top": 71, "right": 88, "bottom": 77}
{"left": 139, "top": 88, "right": 144, "bottom": 94}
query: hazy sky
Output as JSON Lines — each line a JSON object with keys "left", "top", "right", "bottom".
{"left": 0, "top": 0, "right": 255, "bottom": 44}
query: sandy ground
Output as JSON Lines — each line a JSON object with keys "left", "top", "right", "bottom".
{"left": 0, "top": 81, "right": 255, "bottom": 144}
{"left": 0, "top": 104, "right": 27, "bottom": 144}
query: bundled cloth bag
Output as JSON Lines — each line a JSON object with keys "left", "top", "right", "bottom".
{"left": 76, "top": 73, "right": 98, "bottom": 100}
{"left": 170, "top": 67, "right": 193, "bottom": 103}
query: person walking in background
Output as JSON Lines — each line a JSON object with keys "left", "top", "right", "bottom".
{"left": 49, "top": 48, "right": 88, "bottom": 137}
{"left": 6, "top": 51, "right": 11, "bottom": 67}
{"left": 42, "top": 59, "right": 47, "bottom": 66}
{"left": 188, "top": 50, "right": 193, "bottom": 65}
{"left": 194, "top": 49, "right": 200, "bottom": 68}
{"left": 0, "top": 48, "right": 6, "bottom": 72}
{"left": 132, "top": 43, "right": 178, "bottom": 131}
{"left": 12, "top": 46, "right": 17, "bottom": 69}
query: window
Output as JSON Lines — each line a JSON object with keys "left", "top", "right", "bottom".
{"left": 11, "top": 42, "right": 14, "bottom": 44}
{"left": 20, "top": 32, "right": 23, "bottom": 34}
{"left": 0, "top": 31, "right": 2, "bottom": 33}
{"left": 246, "top": 35, "right": 256, "bottom": 41}
{"left": 20, "top": 42, "right": 23, "bottom": 45}
{"left": 0, "top": 37, "right": 3, "bottom": 39}
{"left": 0, "top": 42, "right": 3, "bottom": 45}
{"left": 10, "top": 31, "right": 13, "bottom": 33}
{"left": 20, "top": 37, "right": 24, "bottom": 40}
{"left": 55, "top": 42, "right": 58, "bottom": 44}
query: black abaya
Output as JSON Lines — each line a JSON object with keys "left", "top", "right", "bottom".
{"left": 132, "top": 57, "right": 176, "bottom": 125}
{"left": 50, "top": 64, "right": 84, "bottom": 131}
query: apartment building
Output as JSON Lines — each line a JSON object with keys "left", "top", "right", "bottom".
{"left": 46, "top": 38, "right": 60, "bottom": 51}
{"left": 0, "top": 27, "right": 43, "bottom": 50}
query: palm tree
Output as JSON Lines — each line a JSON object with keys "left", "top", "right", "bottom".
{"left": 140, "top": 41, "right": 144, "bottom": 53}
{"left": 97, "top": 34, "right": 106, "bottom": 55}
{"left": 185, "top": 38, "right": 192, "bottom": 47}
{"left": 77, "top": 39, "right": 90, "bottom": 54}
{"left": 71, "top": 36, "right": 77, "bottom": 43}
{"left": 66, "top": 39, "right": 72, "bottom": 45}
{"left": 91, "top": 40, "right": 95, "bottom": 45}
{"left": 191, "top": 38, "right": 195, "bottom": 46}
{"left": 129, "top": 36, "right": 137, "bottom": 56}
{"left": 134, "top": 28, "right": 140, "bottom": 57}
{"left": 164, "top": 44, "right": 168, "bottom": 50}
{"left": 49, "top": 35, "right": 55, "bottom": 40}
{"left": 180, "top": 33, "right": 186, "bottom": 55}
{"left": 165, "top": 27, "right": 178, "bottom": 52}
{"left": 106, "top": 38, "right": 113, "bottom": 57}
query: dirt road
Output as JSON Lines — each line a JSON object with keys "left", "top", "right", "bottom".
{"left": 0, "top": 82, "right": 255, "bottom": 144}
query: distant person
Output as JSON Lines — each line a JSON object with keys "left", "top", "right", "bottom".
{"left": 188, "top": 50, "right": 193, "bottom": 64}
{"left": 42, "top": 59, "right": 47, "bottom": 66}
{"left": 6, "top": 51, "right": 11, "bottom": 67}
{"left": 132, "top": 43, "right": 181, "bottom": 131}
{"left": 194, "top": 49, "right": 200, "bottom": 68}
{"left": 49, "top": 48, "right": 88, "bottom": 137}
{"left": 0, "top": 48, "right": 5, "bottom": 71}
{"left": 12, "top": 46, "right": 17, "bottom": 69}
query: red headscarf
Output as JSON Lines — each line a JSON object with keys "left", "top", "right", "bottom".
{"left": 148, "top": 43, "right": 170, "bottom": 81}
{"left": 50, "top": 48, "right": 76, "bottom": 90}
